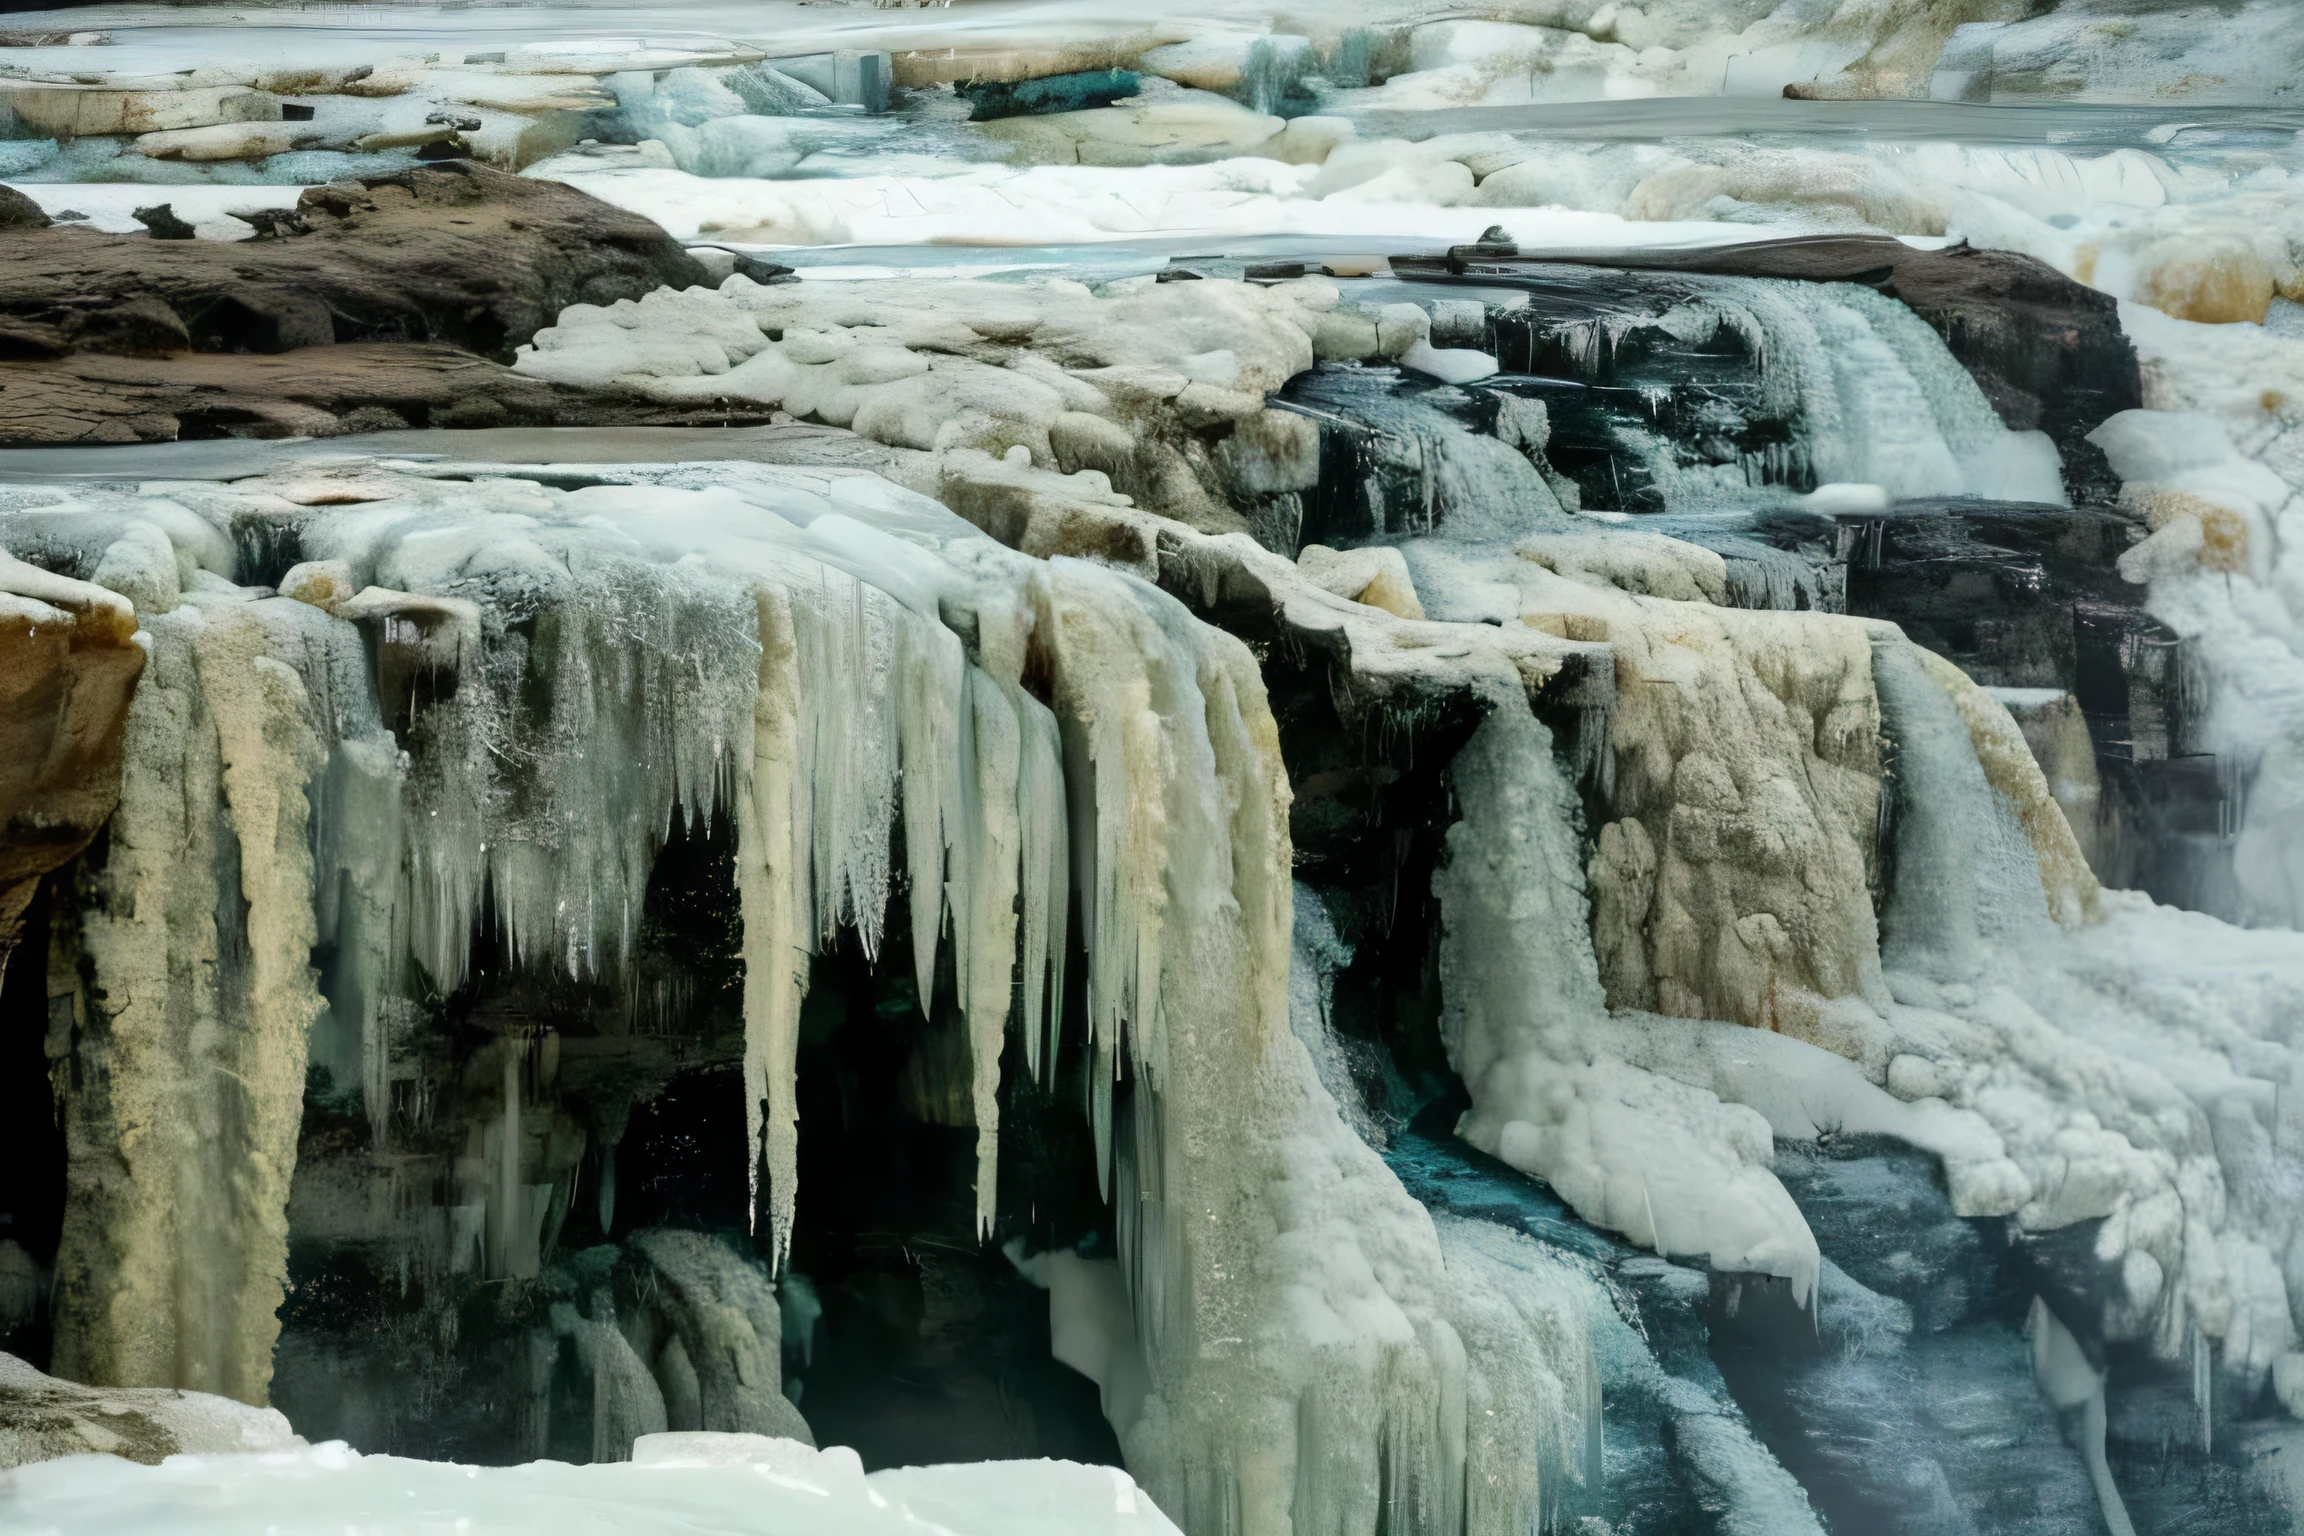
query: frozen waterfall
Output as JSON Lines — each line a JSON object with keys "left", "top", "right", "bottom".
{"left": 4, "top": 2, "right": 2304, "bottom": 1527}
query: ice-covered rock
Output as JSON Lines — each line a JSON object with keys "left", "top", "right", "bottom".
{"left": 516, "top": 271, "right": 1353, "bottom": 532}
{"left": 130, "top": 122, "right": 310, "bottom": 162}
{"left": 0, "top": 80, "right": 280, "bottom": 137}
{"left": 0, "top": 1352, "right": 301, "bottom": 1469}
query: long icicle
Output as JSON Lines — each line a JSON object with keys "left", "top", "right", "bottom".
{"left": 963, "top": 669, "right": 1023, "bottom": 1238}
{"left": 739, "top": 585, "right": 810, "bottom": 1267}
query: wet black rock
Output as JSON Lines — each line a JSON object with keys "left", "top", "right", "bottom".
{"left": 1419, "top": 235, "right": 2142, "bottom": 506}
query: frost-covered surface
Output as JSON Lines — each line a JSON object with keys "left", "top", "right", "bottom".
{"left": 506, "top": 261, "right": 2064, "bottom": 545}
{"left": 0, "top": 1431, "right": 1182, "bottom": 1535}
{"left": 527, "top": 158, "right": 1783, "bottom": 252}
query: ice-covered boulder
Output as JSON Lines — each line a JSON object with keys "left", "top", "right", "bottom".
{"left": 0, "top": 1352, "right": 301, "bottom": 1468}
{"left": 515, "top": 271, "right": 1368, "bottom": 532}
{"left": 969, "top": 86, "right": 1285, "bottom": 166}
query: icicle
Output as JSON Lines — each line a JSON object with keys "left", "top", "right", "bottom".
{"left": 202, "top": 613, "right": 329, "bottom": 1397}
{"left": 963, "top": 669, "right": 1023, "bottom": 1238}
{"left": 1013, "top": 682, "right": 1069, "bottom": 1086}
{"left": 797, "top": 566, "right": 899, "bottom": 957}
{"left": 596, "top": 1139, "right": 618, "bottom": 1236}
{"left": 2194, "top": 1319, "right": 2212, "bottom": 1457}
{"left": 1583, "top": 1327, "right": 1605, "bottom": 1497}
{"left": 2033, "top": 1298, "right": 2138, "bottom": 1536}
{"left": 897, "top": 611, "right": 966, "bottom": 1014}
{"left": 60, "top": 602, "right": 326, "bottom": 1405}
{"left": 492, "top": 1046, "right": 524, "bottom": 1279}
{"left": 737, "top": 584, "right": 811, "bottom": 1266}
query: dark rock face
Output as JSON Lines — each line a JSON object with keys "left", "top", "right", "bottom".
{"left": 1416, "top": 234, "right": 2143, "bottom": 504}
{"left": 959, "top": 68, "right": 1143, "bottom": 120}
{"left": 0, "top": 162, "right": 706, "bottom": 445}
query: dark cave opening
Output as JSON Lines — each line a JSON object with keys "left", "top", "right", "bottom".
{"left": 0, "top": 876, "right": 66, "bottom": 1369}
{"left": 273, "top": 800, "right": 1122, "bottom": 1470}
{"left": 778, "top": 892, "right": 1123, "bottom": 1472}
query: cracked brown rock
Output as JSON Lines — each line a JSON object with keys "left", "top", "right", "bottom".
{"left": 0, "top": 160, "right": 704, "bottom": 445}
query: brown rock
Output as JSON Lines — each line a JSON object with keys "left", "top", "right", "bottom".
{"left": 0, "top": 160, "right": 703, "bottom": 370}
{"left": 0, "top": 560, "right": 143, "bottom": 978}
{"left": 0, "top": 342, "right": 788, "bottom": 446}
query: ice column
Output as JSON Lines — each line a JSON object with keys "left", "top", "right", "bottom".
{"left": 58, "top": 599, "right": 325, "bottom": 1405}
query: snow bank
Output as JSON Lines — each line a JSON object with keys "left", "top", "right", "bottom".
{"left": 528, "top": 159, "right": 1769, "bottom": 251}
{"left": 0, "top": 1433, "right": 1181, "bottom": 1535}
{"left": 2, "top": 180, "right": 302, "bottom": 233}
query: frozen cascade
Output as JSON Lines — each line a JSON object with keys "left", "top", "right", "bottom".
{"left": 1, "top": 0, "right": 2303, "bottom": 1526}
{"left": 1387, "top": 1130, "right": 1826, "bottom": 1536}
{"left": 2084, "top": 311, "right": 2304, "bottom": 931}
{"left": 1436, "top": 701, "right": 1824, "bottom": 1303}
{"left": 0, "top": 459, "right": 1605, "bottom": 1531}
{"left": 1304, "top": 272, "right": 2068, "bottom": 542}
{"left": 1865, "top": 629, "right": 2304, "bottom": 1413}
{"left": 1286, "top": 884, "right": 1412, "bottom": 1149}
{"left": 1024, "top": 550, "right": 1599, "bottom": 1534}
{"left": 1681, "top": 277, "right": 2067, "bottom": 509}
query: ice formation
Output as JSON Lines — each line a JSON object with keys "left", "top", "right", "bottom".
{"left": 12, "top": 245, "right": 2304, "bottom": 1522}
{"left": 0, "top": 454, "right": 1610, "bottom": 1529}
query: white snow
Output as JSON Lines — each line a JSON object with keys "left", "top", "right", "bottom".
{"left": 527, "top": 160, "right": 1781, "bottom": 252}
{"left": 2, "top": 180, "right": 303, "bottom": 232}
{"left": 0, "top": 1434, "right": 1183, "bottom": 1535}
